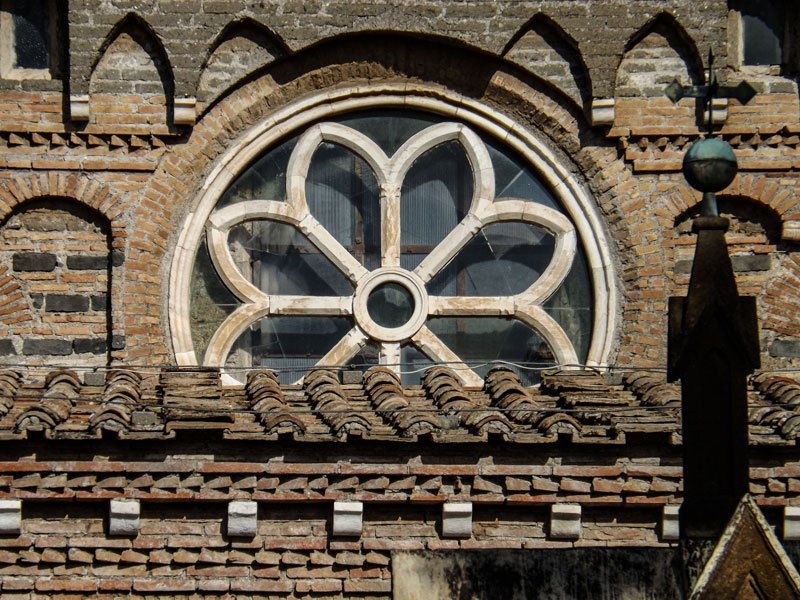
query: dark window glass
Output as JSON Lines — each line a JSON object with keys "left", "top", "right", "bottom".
{"left": 742, "top": 2, "right": 784, "bottom": 65}
{"left": 12, "top": 0, "right": 49, "bottom": 70}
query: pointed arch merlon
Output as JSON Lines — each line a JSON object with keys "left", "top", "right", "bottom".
{"left": 88, "top": 13, "right": 175, "bottom": 117}
{"left": 615, "top": 12, "right": 704, "bottom": 98}
{"left": 195, "top": 17, "right": 290, "bottom": 105}
{"left": 502, "top": 12, "right": 592, "bottom": 110}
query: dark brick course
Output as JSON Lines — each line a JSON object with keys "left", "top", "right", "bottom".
{"left": 73, "top": 338, "right": 108, "bottom": 354}
{"left": 13, "top": 253, "right": 57, "bottom": 272}
{"left": 22, "top": 339, "right": 73, "bottom": 356}
{"left": 66, "top": 255, "right": 108, "bottom": 270}
{"left": 45, "top": 295, "right": 90, "bottom": 313}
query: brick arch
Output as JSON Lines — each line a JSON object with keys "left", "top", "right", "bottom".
{"left": 0, "top": 173, "right": 125, "bottom": 234}
{"left": 658, "top": 173, "right": 799, "bottom": 225}
{"left": 0, "top": 187, "right": 124, "bottom": 368}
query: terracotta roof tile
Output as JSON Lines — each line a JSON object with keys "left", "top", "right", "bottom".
{"left": 0, "top": 366, "right": 795, "bottom": 445}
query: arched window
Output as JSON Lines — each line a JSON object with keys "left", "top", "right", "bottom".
{"left": 172, "top": 93, "right": 616, "bottom": 386}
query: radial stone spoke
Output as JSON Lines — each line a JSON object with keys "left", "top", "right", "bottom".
{"left": 380, "top": 342, "right": 401, "bottom": 373}
{"left": 427, "top": 296, "right": 514, "bottom": 316}
{"left": 414, "top": 213, "right": 483, "bottom": 283}
{"left": 269, "top": 296, "right": 352, "bottom": 316}
{"left": 298, "top": 214, "right": 369, "bottom": 283}
{"left": 307, "top": 328, "right": 369, "bottom": 381}
{"left": 203, "top": 302, "right": 271, "bottom": 367}
{"left": 381, "top": 184, "right": 401, "bottom": 267}
{"left": 411, "top": 326, "right": 484, "bottom": 388}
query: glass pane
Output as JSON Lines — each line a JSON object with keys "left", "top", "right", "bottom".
{"left": 428, "top": 317, "right": 555, "bottom": 385}
{"left": 544, "top": 247, "right": 593, "bottom": 363}
{"left": 307, "top": 142, "right": 381, "bottom": 269}
{"left": 190, "top": 239, "right": 241, "bottom": 361}
{"left": 348, "top": 342, "right": 380, "bottom": 371}
{"left": 742, "top": 4, "right": 784, "bottom": 66}
{"left": 401, "top": 141, "right": 473, "bottom": 269}
{"left": 399, "top": 344, "right": 432, "bottom": 386}
{"left": 367, "top": 282, "right": 415, "bottom": 328}
{"left": 227, "top": 316, "right": 353, "bottom": 384}
{"left": 486, "top": 139, "right": 562, "bottom": 211}
{"left": 229, "top": 221, "right": 353, "bottom": 296}
{"left": 335, "top": 109, "right": 440, "bottom": 156}
{"left": 217, "top": 136, "right": 296, "bottom": 208}
{"left": 13, "top": 0, "right": 49, "bottom": 70}
{"left": 428, "top": 222, "right": 555, "bottom": 296}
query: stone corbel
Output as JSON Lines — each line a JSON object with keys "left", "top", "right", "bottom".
{"left": 703, "top": 97, "right": 729, "bottom": 126}
{"left": 108, "top": 498, "right": 140, "bottom": 536}
{"left": 782, "top": 220, "right": 800, "bottom": 243}
{"left": 228, "top": 500, "right": 258, "bottom": 537}
{"left": 0, "top": 499, "right": 21, "bottom": 534}
{"left": 70, "top": 94, "right": 90, "bottom": 122}
{"left": 174, "top": 97, "right": 197, "bottom": 126}
{"left": 333, "top": 501, "right": 363, "bottom": 536}
{"left": 442, "top": 502, "right": 473, "bottom": 538}
{"left": 662, "top": 504, "right": 680, "bottom": 541}
{"left": 550, "top": 503, "right": 581, "bottom": 539}
{"left": 591, "top": 98, "right": 615, "bottom": 127}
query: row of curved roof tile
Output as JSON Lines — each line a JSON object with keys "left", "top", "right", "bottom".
{"left": 0, "top": 366, "right": 794, "bottom": 445}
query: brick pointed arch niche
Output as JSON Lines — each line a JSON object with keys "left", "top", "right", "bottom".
{"left": 170, "top": 87, "right": 618, "bottom": 384}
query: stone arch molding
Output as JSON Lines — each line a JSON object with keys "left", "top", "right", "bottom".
{"left": 170, "top": 85, "right": 618, "bottom": 386}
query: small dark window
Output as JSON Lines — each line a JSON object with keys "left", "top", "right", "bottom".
{"left": 741, "top": 1, "right": 785, "bottom": 66}
{"left": 1, "top": 0, "right": 61, "bottom": 79}
{"left": 12, "top": 0, "right": 50, "bottom": 70}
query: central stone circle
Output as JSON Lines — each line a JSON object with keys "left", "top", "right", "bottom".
{"left": 366, "top": 282, "right": 415, "bottom": 328}
{"left": 353, "top": 267, "right": 428, "bottom": 343}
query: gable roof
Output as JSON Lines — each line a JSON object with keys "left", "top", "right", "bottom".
{"left": 691, "top": 495, "right": 800, "bottom": 599}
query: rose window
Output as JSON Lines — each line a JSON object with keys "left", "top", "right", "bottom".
{"left": 189, "top": 111, "right": 595, "bottom": 386}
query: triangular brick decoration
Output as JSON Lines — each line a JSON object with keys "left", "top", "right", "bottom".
{"left": 691, "top": 496, "right": 800, "bottom": 599}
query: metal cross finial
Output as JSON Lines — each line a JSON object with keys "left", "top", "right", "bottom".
{"left": 665, "top": 48, "right": 756, "bottom": 134}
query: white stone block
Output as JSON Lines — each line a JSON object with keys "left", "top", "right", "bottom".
{"left": 0, "top": 499, "right": 21, "bottom": 534}
{"left": 784, "top": 506, "right": 800, "bottom": 541}
{"left": 333, "top": 501, "right": 363, "bottom": 536}
{"left": 591, "top": 98, "right": 615, "bottom": 127}
{"left": 70, "top": 94, "right": 90, "bottom": 122}
{"left": 228, "top": 500, "right": 258, "bottom": 537}
{"left": 442, "top": 502, "right": 472, "bottom": 538}
{"left": 174, "top": 97, "right": 197, "bottom": 126}
{"left": 550, "top": 503, "right": 581, "bottom": 540}
{"left": 782, "top": 221, "right": 800, "bottom": 243}
{"left": 662, "top": 504, "right": 680, "bottom": 541}
{"left": 108, "top": 499, "right": 140, "bottom": 536}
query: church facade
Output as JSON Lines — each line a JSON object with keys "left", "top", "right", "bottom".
{"left": 0, "top": 1, "right": 799, "bottom": 597}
